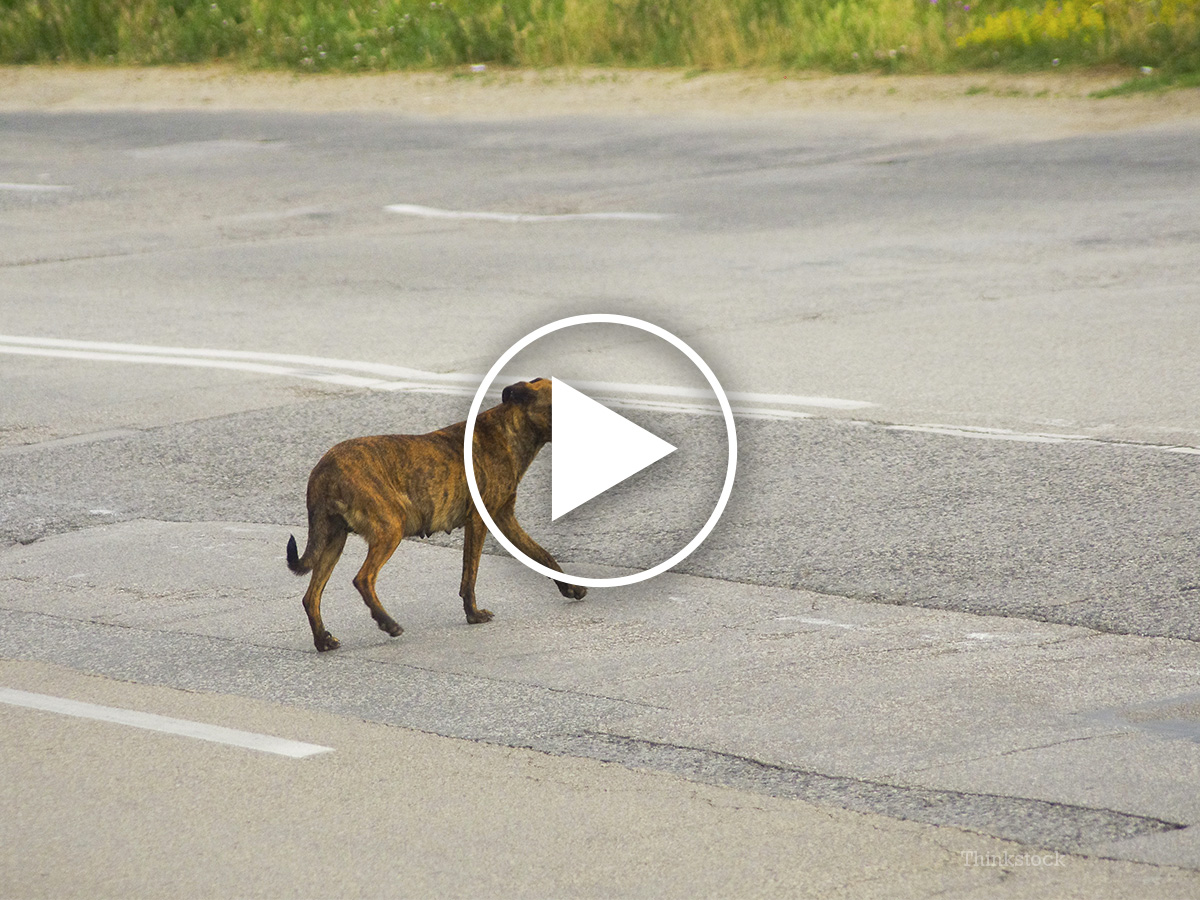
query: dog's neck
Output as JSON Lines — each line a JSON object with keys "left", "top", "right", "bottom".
{"left": 494, "top": 404, "right": 549, "bottom": 476}
{"left": 460, "top": 403, "right": 549, "bottom": 480}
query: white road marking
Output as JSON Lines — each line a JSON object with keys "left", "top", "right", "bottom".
{"left": 0, "top": 334, "right": 865, "bottom": 419}
{"left": 385, "top": 203, "right": 670, "bottom": 223}
{"left": 888, "top": 424, "right": 1082, "bottom": 444}
{"left": 965, "top": 632, "right": 1014, "bottom": 641}
{"left": 0, "top": 182, "right": 71, "bottom": 192}
{"left": 0, "top": 343, "right": 398, "bottom": 389}
{"left": 775, "top": 616, "right": 856, "bottom": 629}
{"left": 0, "top": 334, "right": 465, "bottom": 382}
{"left": 589, "top": 395, "right": 812, "bottom": 422}
{"left": 887, "top": 423, "right": 1200, "bottom": 454}
{"left": 128, "top": 139, "right": 286, "bottom": 160}
{"left": 0, "top": 688, "right": 333, "bottom": 758}
{"left": 571, "top": 379, "right": 872, "bottom": 411}
{"left": 2, "top": 334, "right": 1196, "bottom": 453}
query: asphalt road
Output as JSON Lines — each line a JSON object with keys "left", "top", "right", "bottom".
{"left": 2, "top": 95, "right": 1200, "bottom": 896}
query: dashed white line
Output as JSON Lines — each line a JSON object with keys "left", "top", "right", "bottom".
{"left": 0, "top": 182, "right": 71, "bottom": 192}
{"left": 385, "top": 203, "right": 670, "bottom": 223}
{"left": 0, "top": 688, "right": 333, "bottom": 758}
{"left": 775, "top": 616, "right": 856, "bottom": 629}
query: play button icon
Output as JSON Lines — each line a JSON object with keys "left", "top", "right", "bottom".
{"left": 550, "top": 377, "right": 677, "bottom": 521}
{"left": 465, "top": 314, "right": 737, "bottom": 589}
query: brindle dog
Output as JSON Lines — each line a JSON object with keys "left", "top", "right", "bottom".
{"left": 286, "top": 378, "right": 585, "bottom": 651}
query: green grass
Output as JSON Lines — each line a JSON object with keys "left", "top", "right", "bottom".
{"left": 1091, "top": 66, "right": 1200, "bottom": 93}
{"left": 0, "top": 0, "right": 1196, "bottom": 78}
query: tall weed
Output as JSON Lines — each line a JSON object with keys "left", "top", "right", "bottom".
{"left": 957, "top": 0, "right": 1200, "bottom": 70}
{"left": 0, "top": 0, "right": 1195, "bottom": 74}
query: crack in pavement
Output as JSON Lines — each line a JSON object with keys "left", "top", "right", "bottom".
{"left": 546, "top": 731, "right": 1187, "bottom": 855}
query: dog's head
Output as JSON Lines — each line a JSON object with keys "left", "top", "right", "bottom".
{"left": 501, "top": 377, "right": 552, "bottom": 441}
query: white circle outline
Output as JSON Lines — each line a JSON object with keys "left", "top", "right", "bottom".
{"left": 464, "top": 314, "right": 737, "bottom": 589}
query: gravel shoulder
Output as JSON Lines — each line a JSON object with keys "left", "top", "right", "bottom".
{"left": 3, "top": 64, "right": 1199, "bottom": 138}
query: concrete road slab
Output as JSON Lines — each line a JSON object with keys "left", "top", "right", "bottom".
{"left": 4, "top": 519, "right": 1200, "bottom": 868}
{"left": 6, "top": 658, "right": 1200, "bottom": 900}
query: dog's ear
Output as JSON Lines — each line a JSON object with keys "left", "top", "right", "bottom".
{"left": 502, "top": 383, "right": 536, "bottom": 406}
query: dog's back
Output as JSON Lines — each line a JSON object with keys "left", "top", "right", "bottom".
{"left": 307, "top": 425, "right": 472, "bottom": 542}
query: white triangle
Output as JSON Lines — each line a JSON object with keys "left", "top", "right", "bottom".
{"left": 552, "top": 377, "right": 677, "bottom": 520}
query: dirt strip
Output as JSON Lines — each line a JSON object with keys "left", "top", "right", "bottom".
{"left": 2, "top": 65, "right": 1199, "bottom": 137}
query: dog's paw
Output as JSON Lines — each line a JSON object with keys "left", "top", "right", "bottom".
{"left": 374, "top": 616, "right": 404, "bottom": 637}
{"left": 466, "top": 608, "right": 494, "bottom": 624}
{"left": 557, "top": 582, "right": 588, "bottom": 600}
{"left": 315, "top": 632, "right": 341, "bottom": 652}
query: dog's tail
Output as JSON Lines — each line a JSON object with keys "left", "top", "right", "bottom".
{"left": 286, "top": 535, "right": 311, "bottom": 575}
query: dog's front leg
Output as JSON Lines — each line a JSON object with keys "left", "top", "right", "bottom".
{"left": 459, "top": 509, "right": 494, "bottom": 624}
{"left": 494, "top": 506, "right": 587, "bottom": 600}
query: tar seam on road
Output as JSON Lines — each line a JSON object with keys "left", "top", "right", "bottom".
{"left": 549, "top": 731, "right": 1186, "bottom": 853}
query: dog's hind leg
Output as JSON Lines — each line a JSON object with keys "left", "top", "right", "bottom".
{"left": 352, "top": 526, "right": 405, "bottom": 639}
{"left": 302, "top": 518, "right": 348, "bottom": 652}
{"left": 459, "top": 509, "right": 494, "bottom": 624}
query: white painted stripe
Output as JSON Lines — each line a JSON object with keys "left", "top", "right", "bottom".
{"left": 775, "top": 616, "right": 855, "bottom": 629}
{"left": 0, "top": 334, "right": 869, "bottom": 416}
{"left": 0, "top": 344, "right": 817, "bottom": 421}
{"left": 386, "top": 203, "right": 669, "bottom": 223}
{"left": 733, "top": 408, "right": 814, "bottom": 422}
{"left": 571, "top": 379, "right": 872, "bottom": 411}
{"left": 0, "top": 344, "right": 399, "bottom": 390}
{"left": 727, "top": 389, "right": 874, "bottom": 411}
{"left": 588, "top": 394, "right": 811, "bottom": 420}
{"left": 128, "top": 139, "right": 287, "bottom": 159}
{"left": 887, "top": 423, "right": 1200, "bottom": 454}
{"left": 889, "top": 424, "right": 1076, "bottom": 444}
{"left": 0, "top": 688, "right": 333, "bottom": 758}
{"left": 0, "top": 182, "right": 71, "bottom": 192}
{"left": 2, "top": 334, "right": 1195, "bottom": 454}
{"left": 0, "top": 334, "right": 469, "bottom": 382}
